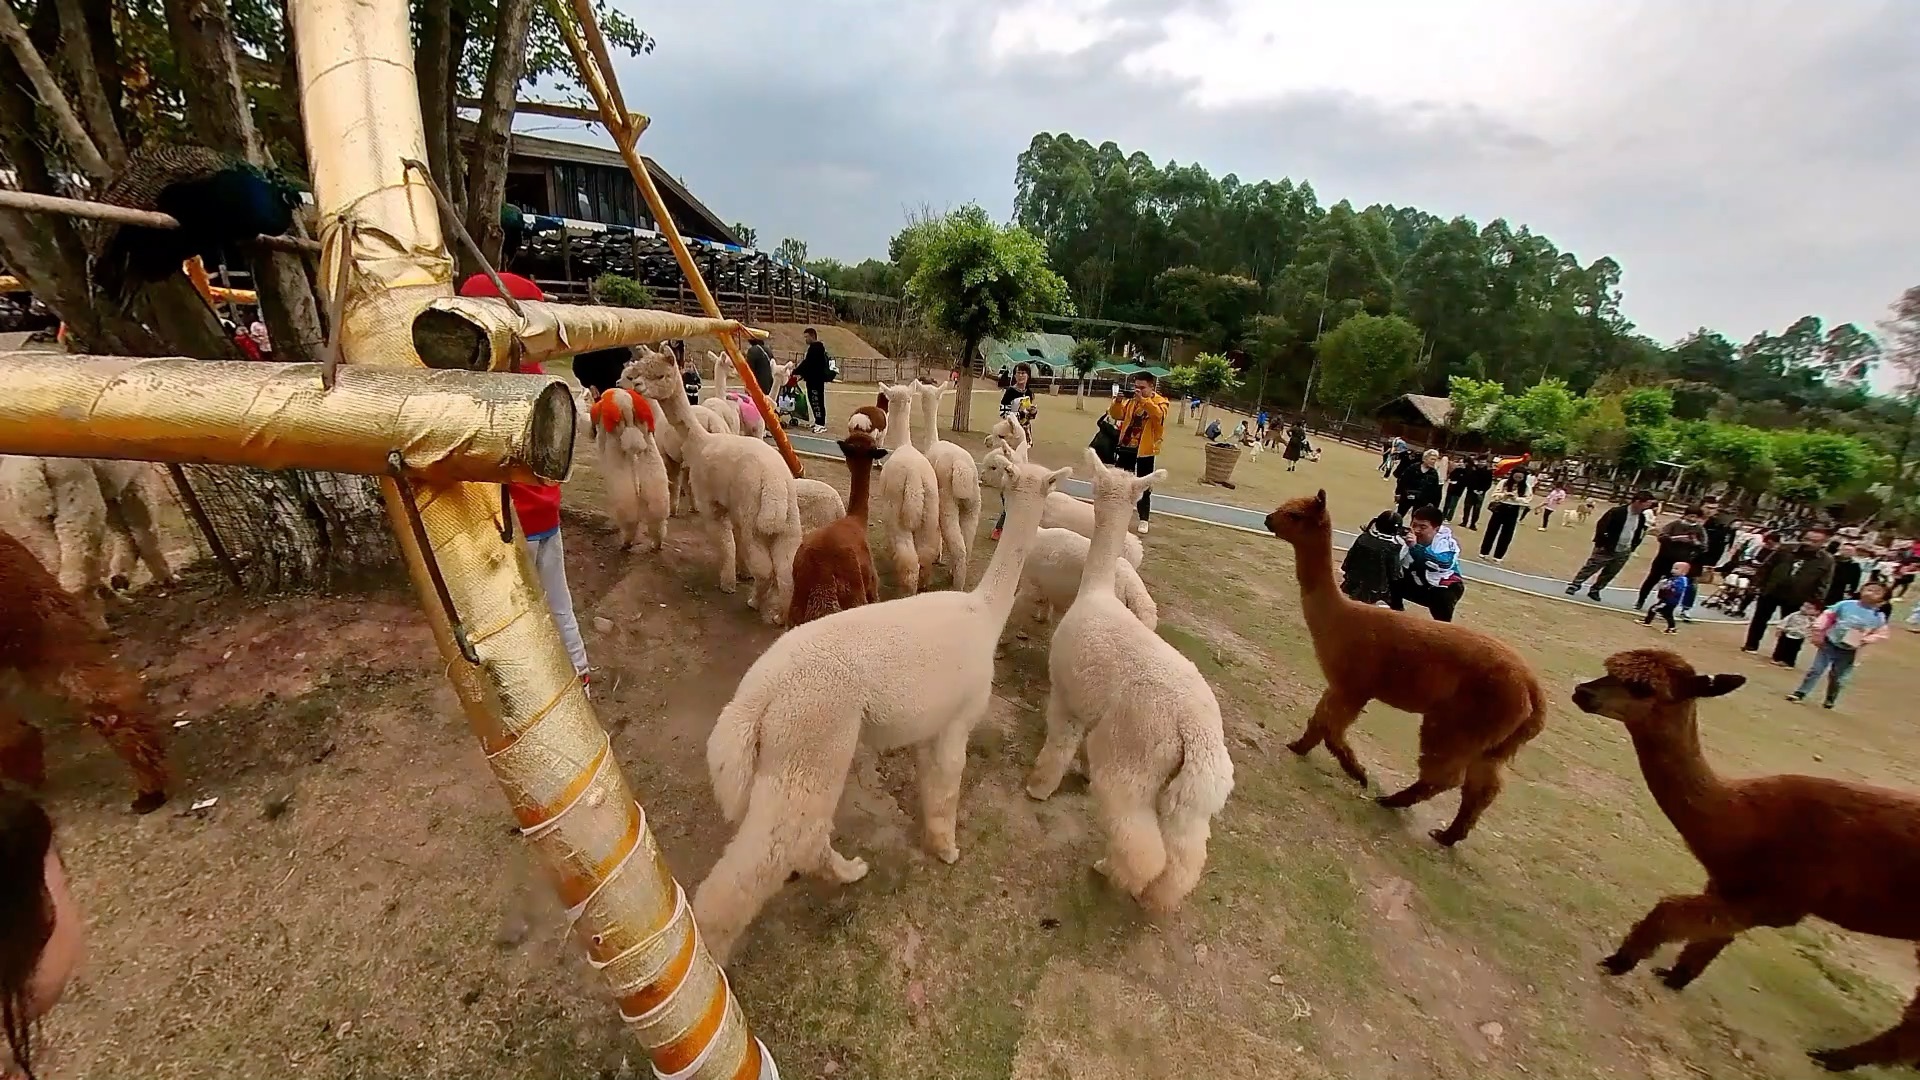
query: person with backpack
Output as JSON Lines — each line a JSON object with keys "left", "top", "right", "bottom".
{"left": 1390, "top": 505, "right": 1466, "bottom": 621}
{"left": 1341, "top": 511, "right": 1408, "bottom": 605}
{"left": 796, "top": 326, "right": 833, "bottom": 432}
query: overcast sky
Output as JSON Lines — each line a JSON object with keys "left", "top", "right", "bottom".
{"left": 530, "top": 0, "right": 1916, "bottom": 349}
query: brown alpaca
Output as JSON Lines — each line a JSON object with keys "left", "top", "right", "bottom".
{"left": 0, "top": 529, "right": 169, "bottom": 813}
{"left": 786, "top": 433, "right": 890, "bottom": 625}
{"left": 1263, "top": 492, "right": 1545, "bottom": 845}
{"left": 1574, "top": 649, "right": 1920, "bottom": 1072}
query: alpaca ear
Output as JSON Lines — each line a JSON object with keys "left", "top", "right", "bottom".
{"left": 878, "top": 380, "right": 893, "bottom": 393}
{"left": 1699, "top": 673, "right": 1747, "bottom": 698}
{"left": 1084, "top": 447, "right": 1102, "bottom": 472}
{"left": 1046, "top": 466, "right": 1074, "bottom": 491}
{"left": 872, "top": 447, "right": 890, "bottom": 462}
{"left": 1313, "top": 490, "right": 1328, "bottom": 510}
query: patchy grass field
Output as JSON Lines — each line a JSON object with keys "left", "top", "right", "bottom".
{"left": 25, "top": 378, "right": 1920, "bottom": 1080}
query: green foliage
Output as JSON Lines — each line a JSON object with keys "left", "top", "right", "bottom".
{"left": 1069, "top": 340, "right": 1105, "bottom": 378}
{"left": 775, "top": 238, "right": 810, "bottom": 266}
{"left": 594, "top": 273, "right": 651, "bottom": 308}
{"left": 1620, "top": 387, "right": 1675, "bottom": 428}
{"left": 903, "top": 205, "right": 1074, "bottom": 352}
{"left": 1444, "top": 377, "right": 1506, "bottom": 430}
{"left": 1770, "top": 431, "right": 1878, "bottom": 501}
{"left": 1618, "top": 426, "right": 1671, "bottom": 473}
{"left": 1672, "top": 421, "right": 1775, "bottom": 492}
{"left": 1160, "top": 366, "right": 1195, "bottom": 399}
{"left": 1571, "top": 397, "right": 1630, "bottom": 460}
{"left": 808, "top": 257, "right": 905, "bottom": 297}
{"left": 1313, "top": 313, "right": 1422, "bottom": 413}
{"left": 1155, "top": 267, "right": 1263, "bottom": 353}
{"left": 732, "top": 223, "right": 758, "bottom": 248}
{"left": 1183, "top": 352, "right": 1242, "bottom": 400}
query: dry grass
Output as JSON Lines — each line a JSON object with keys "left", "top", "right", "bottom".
{"left": 22, "top": 377, "right": 1920, "bottom": 1080}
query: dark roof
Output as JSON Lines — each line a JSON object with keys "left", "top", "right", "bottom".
{"left": 457, "top": 123, "right": 741, "bottom": 247}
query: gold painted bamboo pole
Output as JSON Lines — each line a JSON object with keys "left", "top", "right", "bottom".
{"left": 413, "top": 296, "right": 766, "bottom": 372}
{"left": 546, "top": 0, "right": 803, "bottom": 479}
{"left": 0, "top": 353, "right": 573, "bottom": 484}
{"left": 288, "top": 1, "right": 777, "bottom": 1077}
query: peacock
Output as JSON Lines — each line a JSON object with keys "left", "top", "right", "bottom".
{"left": 89, "top": 144, "right": 304, "bottom": 297}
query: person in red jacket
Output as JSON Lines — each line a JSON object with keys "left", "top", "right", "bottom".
{"left": 457, "top": 272, "right": 591, "bottom": 689}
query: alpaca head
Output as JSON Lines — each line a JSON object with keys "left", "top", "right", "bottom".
{"left": 706, "top": 351, "right": 726, "bottom": 377}
{"left": 980, "top": 447, "right": 1015, "bottom": 490}
{"left": 987, "top": 414, "right": 1026, "bottom": 452}
{"left": 622, "top": 345, "right": 680, "bottom": 402}
{"left": 1003, "top": 459, "right": 1074, "bottom": 506}
{"left": 1572, "top": 650, "right": 1746, "bottom": 728}
{"left": 837, "top": 432, "right": 889, "bottom": 464}
{"left": 1263, "top": 491, "right": 1330, "bottom": 545}
{"left": 1081, "top": 448, "right": 1164, "bottom": 517}
{"left": 878, "top": 381, "right": 915, "bottom": 414}
{"left": 910, "top": 379, "right": 950, "bottom": 420}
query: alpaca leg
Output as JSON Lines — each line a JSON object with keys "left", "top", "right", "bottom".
{"left": 648, "top": 516, "right": 667, "bottom": 552}
{"left": 915, "top": 719, "right": 972, "bottom": 864}
{"left": 889, "top": 529, "right": 919, "bottom": 595}
{"left": 1376, "top": 778, "right": 1447, "bottom": 809}
{"left": 40, "top": 657, "right": 169, "bottom": 812}
{"left": 808, "top": 844, "right": 870, "bottom": 886}
{"left": 735, "top": 519, "right": 758, "bottom": 608}
{"left": 1138, "top": 807, "right": 1213, "bottom": 915}
{"left": 767, "top": 528, "right": 799, "bottom": 627}
{"left": 1088, "top": 768, "right": 1168, "bottom": 900}
{"left": 1601, "top": 893, "right": 1758, "bottom": 975}
{"left": 1289, "top": 689, "right": 1368, "bottom": 785}
{"left": 1654, "top": 937, "right": 1734, "bottom": 989}
{"left": 692, "top": 795, "right": 829, "bottom": 966}
{"left": 940, "top": 500, "right": 969, "bottom": 588}
{"left": 109, "top": 484, "right": 175, "bottom": 585}
{"left": 0, "top": 704, "right": 48, "bottom": 788}
{"left": 707, "top": 505, "right": 737, "bottom": 594}
{"left": 1430, "top": 757, "right": 1504, "bottom": 846}
{"left": 1025, "top": 683, "right": 1085, "bottom": 801}
{"left": 860, "top": 557, "right": 881, "bottom": 606}
{"left": 1809, "top": 960, "right": 1920, "bottom": 1071}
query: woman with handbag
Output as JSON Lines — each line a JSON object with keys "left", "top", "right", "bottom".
{"left": 1789, "top": 582, "right": 1892, "bottom": 709}
{"left": 1478, "top": 470, "right": 1532, "bottom": 563}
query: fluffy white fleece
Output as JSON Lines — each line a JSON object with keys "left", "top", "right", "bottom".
{"left": 593, "top": 393, "right": 670, "bottom": 552}
{"left": 909, "top": 381, "right": 983, "bottom": 588}
{"left": 1025, "top": 449, "right": 1233, "bottom": 914}
{"left": 978, "top": 451, "right": 1143, "bottom": 568}
{"left": 692, "top": 458, "right": 1074, "bottom": 962}
{"left": 871, "top": 382, "right": 942, "bottom": 593}
{"left": 793, "top": 478, "right": 847, "bottom": 532}
{"left": 626, "top": 347, "right": 801, "bottom": 623}
{"left": 0, "top": 455, "right": 174, "bottom": 624}
{"left": 704, "top": 351, "right": 768, "bottom": 439}
{"left": 1017, "top": 527, "right": 1156, "bottom": 630}
{"left": 625, "top": 359, "right": 729, "bottom": 517}
{"left": 986, "top": 415, "right": 1029, "bottom": 462}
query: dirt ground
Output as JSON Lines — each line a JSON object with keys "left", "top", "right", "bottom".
{"left": 24, "top": 383, "right": 1920, "bottom": 1080}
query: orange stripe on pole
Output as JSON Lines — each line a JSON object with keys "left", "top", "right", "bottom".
{"left": 614, "top": 921, "right": 697, "bottom": 1018}
{"left": 650, "top": 978, "right": 731, "bottom": 1075}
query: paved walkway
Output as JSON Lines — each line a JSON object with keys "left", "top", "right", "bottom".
{"left": 783, "top": 431, "right": 1742, "bottom": 624}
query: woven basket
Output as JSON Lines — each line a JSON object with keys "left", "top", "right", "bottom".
{"left": 1202, "top": 442, "right": 1242, "bottom": 485}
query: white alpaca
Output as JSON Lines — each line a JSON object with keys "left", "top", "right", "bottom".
{"left": 625, "top": 347, "right": 801, "bottom": 624}
{"left": 793, "top": 478, "right": 847, "bottom": 532}
{"left": 705, "top": 351, "right": 768, "bottom": 440}
{"left": 909, "top": 380, "right": 984, "bottom": 589}
{"left": 693, "top": 458, "right": 1074, "bottom": 962}
{"left": 1018, "top": 526, "right": 1156, "bottom": 630}
{"left": 627, "top": 359, "right": 731, "bottom": 516}
{"left": 0, "top": 456, "right": 174, "bottom": 624}
{"left": 986, "top": 415, "right": 1029, "bottom": 462}
{"left": 1026, "top": 449, "right": 1233, "bottom": 913}
{"left": 872, "top": 382, "right": 943, "bottom": 593}
{"left": 978, "top": 452, "right": 1143, "bottom": 568}
{"left": 590, "top": 390, "right": 669, "bottom": 552}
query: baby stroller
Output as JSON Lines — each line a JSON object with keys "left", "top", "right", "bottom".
{"left": 1702, "top": 567, "right": 1759, "bottom": 617}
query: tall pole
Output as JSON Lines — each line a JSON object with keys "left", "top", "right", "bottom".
{"left": 289, "top": 2, "right": 777, "bottom": 1077}
{"left": 547, "top": 0, "right": 802, "bottom": 477}
{"left": 1299, "top": 253, "right": 1335, "bottom": 412}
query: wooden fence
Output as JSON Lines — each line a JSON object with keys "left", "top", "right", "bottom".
{"left": 534, "top": 279, "right": 837, "bottom": 325}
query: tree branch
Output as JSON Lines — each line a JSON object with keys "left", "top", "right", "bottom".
{"left": 0, "top": 0, "right": 111, "bottom": 182}
{"left": 51, "top": 0, "right": 125, "bottom": 167}
{"left": 455, "top": 95, "right": 603, "bottom": 123}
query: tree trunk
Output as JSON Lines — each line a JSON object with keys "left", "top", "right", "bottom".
{"left": 1076, "top": 376, "right": 1085, "bottom": 410}
{"left": 50, "top": 0, "right": 125, "bottom": 167}
{"left": 165, "top": 0, "right": 324, "bottom": 363}
{"left": 460, "top": 0, "right": 534, "bottom": 270}
{"left": 414, "top": 0, "right": 455, "bottom": 194}
{"left": 952, "top": 333, "right": 978, "bottom": 432}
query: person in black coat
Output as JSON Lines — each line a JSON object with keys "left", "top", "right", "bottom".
{"left": 1565, "top": 491, "right": 1657, "bottom": 600}
{"left": 1393, "top": 449, "right": 1443, "bottom": 516}
{"left": 744, "top": 339, "right": 775, "bottom": 395}
{"left": 1442, "top": 458, "right": 1470, "bottom": 520}
{"left": 1459, "top": 455, "right": 1494, "bottom": 529}
{"left": 1341, "top": 511, "right": 1407, "bottom": 605}
{"left": 1283, "top": 423, "right": 1310, "bottom": 470}
{"left": 1635, "top": 505, "right": 1709, "bottom": 610}
{"left": 571, "top": 347, "right": 629, "bottom": 399}
{"left": 1825, "top": 542, "right": 1864, "bottom": 606}
{"left": 794, "top": 327, "right": 832, "bottom": 431}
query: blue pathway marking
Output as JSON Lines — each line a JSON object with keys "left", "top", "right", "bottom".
{"left": 782, "top": 431, "right": 1739, "bottom": 624}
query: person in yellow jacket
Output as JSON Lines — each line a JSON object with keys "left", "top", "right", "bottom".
{"left": 1106, "top": 371, "right": 1169, "bottom": 534}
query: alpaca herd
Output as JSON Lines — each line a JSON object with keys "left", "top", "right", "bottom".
{"left": 10, "top": 341, "right": 1917, "bottom": 1073}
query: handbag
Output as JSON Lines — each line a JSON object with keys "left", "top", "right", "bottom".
{"left": 1090, "top": 413, "right": 1120, "bottom": 463}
